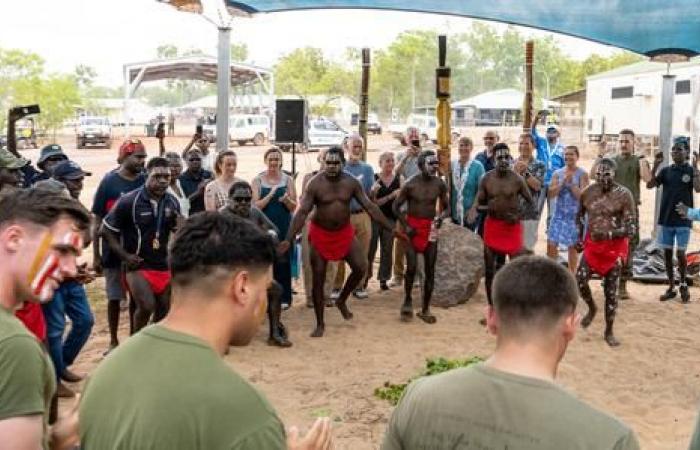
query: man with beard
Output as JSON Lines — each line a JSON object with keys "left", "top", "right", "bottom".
{"left": 475, "top": 143, "right": 533, "bottom": 305}
{"left": 286, "top": 147, "right": 397, "bottom": 337}
{"left": 91, "top": 139, "right": 146, "bottom": 354}
{"left": 0, "top": 188, "right": 90, "bottom": 450}
{"left": 80, "top": 213, "right": 333, "bottom": 450}
{"left": 393, "top": 150, "right": 449, "bottom": 324}
{"left": 221, "top": 181, "right": 292, "bottom": 347}
{"left": 576, "top": 158, "right": 636, "bottom": 347}
{"left": 103, "top": 157, "right": 181, "bottom": 333}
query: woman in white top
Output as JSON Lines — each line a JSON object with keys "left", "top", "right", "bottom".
{"left": 164, "top": 152, "right": 190, "bottom": 217}
{"left": 204, "top": 150, "right": 243, "bottom": 211}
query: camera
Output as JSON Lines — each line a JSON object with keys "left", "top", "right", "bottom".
{"left": 411, "top": 139, "right": 420, "bottom": 147}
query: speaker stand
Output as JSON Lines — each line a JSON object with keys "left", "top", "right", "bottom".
{"left": 291, "top": 142, "right": 296, "bottom": 180}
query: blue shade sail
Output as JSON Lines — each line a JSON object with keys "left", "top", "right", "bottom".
{"left": 225, "top": 0, "right": 700, "bottom": 56}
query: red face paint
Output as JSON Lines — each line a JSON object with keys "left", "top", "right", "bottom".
{"left": 27, "top": 231, "right": 83, "bottom": 303}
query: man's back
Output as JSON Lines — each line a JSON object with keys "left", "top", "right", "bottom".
{"left": 80, "top": 325, "right": 286, "bottom": 450}
{"left": 382, "top": 364, "right": 638, "bottom": 450}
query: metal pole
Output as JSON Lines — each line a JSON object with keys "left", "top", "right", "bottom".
{"left": 654, "top": 74, "right": 676, "bottom": 235}
{"left": 216, "top": 25, "right": 231, "bottom": 153}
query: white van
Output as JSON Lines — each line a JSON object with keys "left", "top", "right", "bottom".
{"left": 230, "top": 114, "right": 270, "bottom": 146}
{"left": 307, "top": 117, "right": 348, "bottom": 150}
{"left": 202, "top": 114, "right": 270, "bottom": 145}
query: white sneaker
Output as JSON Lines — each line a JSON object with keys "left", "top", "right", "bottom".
{"left": 353, "top": 289, "right": 369, "bottom": 299}
{"left": 330, "top": 289, "right": 341, "bottom": 300}
{"left": 389, "top": 278, "right": 403, "bottom": 288}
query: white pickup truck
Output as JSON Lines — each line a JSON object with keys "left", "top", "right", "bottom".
{"left": 76, "top": 116, "right": 112, "bottom": 149}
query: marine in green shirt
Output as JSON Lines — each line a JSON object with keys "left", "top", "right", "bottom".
{"left": 0, "top": 188, "right": 91, "bottom": 450}
{"left": 79, "top": 212, "right": 332, "bottom": 450}
{"left": 691, "top": 412, "right": 700, "bottom": 450}
{"left": 382, "top": 256, "right": 640, "bottom": 450}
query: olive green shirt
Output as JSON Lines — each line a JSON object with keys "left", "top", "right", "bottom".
{"left": 613, "top": 154, "right": 641, "bottom": 205}
{"left": 382, "top": 363, "right": 639, "bottom": 450}
{"left": 80, "top": 325, "right": 286, "bottom": 450}
{"left": 690, "top": 411, "right": 700, "bottom": 450}
{"left": 0, "top": 306, "right": 55, "bottom": 450}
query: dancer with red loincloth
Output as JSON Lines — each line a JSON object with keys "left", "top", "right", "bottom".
{"left": 393, "top": 150, "right": 449, "bottom": 324}
{"left": 285, "top": 147, "right": 398, "bottom": 337}
{"left": 576, "top": 158, "right": 636, "bottom": 347}
{"left": 103, "top": 157, "right": 181, "bottom": 334}
{"left": 474, "top": 143, "right": 533, "bottom": 306}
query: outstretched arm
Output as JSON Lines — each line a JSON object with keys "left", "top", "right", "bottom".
{"left": 354, "top": 179, "right": 394, "bottom": 231}
{"left": 647, "top": 154, "right": 664, "bottom": 188}
{"left": 285, "top": 183, "right": 315, "bottom": 246}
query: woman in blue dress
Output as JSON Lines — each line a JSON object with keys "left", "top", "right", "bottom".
{"left": 252, "top": 148, "right": 297, "bottom": 307}
{"left": 547, "top": 146, "right": 589, "bottom": 274}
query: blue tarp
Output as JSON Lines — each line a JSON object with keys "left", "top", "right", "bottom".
{"left": 226, "top": 0, "right": 700, "bottom": 56}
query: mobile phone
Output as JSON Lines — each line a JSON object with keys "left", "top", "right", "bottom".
{"left": 411, "top": 139, "right": 420, "bottom": 147}
{"left": 195, "top": 125, "right": 203, "bottom": 135}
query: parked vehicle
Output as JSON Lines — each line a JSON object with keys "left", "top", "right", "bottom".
{"left": 76, "top": 116, "right": 112, "bottom": 149}
{"left": 307, "top": 117, "right": 348, "bottom": 150}
{"left": 203, "top": 114, "right": 270, "bottom": 146}
{"left": 388, "top": 113, "right": 461, "bottom": 144}
{"left": 367, "top": 113, "right": 382, "bottom": 134}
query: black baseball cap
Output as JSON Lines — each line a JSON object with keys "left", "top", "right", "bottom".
{"left": 52, "top": 160, "right": 91, "bottom": 180}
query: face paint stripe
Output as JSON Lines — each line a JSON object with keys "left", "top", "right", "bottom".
{"left": 27, "top": 232, "right": 53, "bottom": 287}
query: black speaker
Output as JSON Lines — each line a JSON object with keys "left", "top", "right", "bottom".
{"left": 275, "top": 99, "right": 307, "bottom": 143}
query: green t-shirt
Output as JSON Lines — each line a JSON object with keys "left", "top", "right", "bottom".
{"left": 0, "top": 307, "right": 55, "bottom": 450}
{"left": 382, "top": 363, "right": 639, "bottom": 450}
{"left": 613, "top": 154, "right": 641, "bottom": 205}
{"left": 80, "top": 324, "right": 286, "bottom": 450}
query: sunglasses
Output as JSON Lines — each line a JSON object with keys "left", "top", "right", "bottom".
{"left": 233, "top": 196, "right": 252, "bottom": 202}
{"left": 427, "top": 160, "right": 440, "bottom": 165}
{"left": 188, "top": 157, "right": 202, "bottom": 162}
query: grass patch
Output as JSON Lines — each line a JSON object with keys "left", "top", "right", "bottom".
{"left": 374, "top": 356, "right": 483, "bottom": 405}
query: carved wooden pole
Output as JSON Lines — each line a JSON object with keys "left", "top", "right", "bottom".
{"left": 435, "top": 35, "right": 451, "bottom": 175}
{"left": 359, "top": 48, "right": 370, "bottom": 160}
{"left": 523, "top": 40, "right": 534, "bottom": 132}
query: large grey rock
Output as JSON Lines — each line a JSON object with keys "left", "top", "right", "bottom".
{"left": 432, "top": 222, "right": 484, "bottom": 308}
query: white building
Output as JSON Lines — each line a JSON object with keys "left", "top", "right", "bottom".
{"left": 585, "top": 59, "right": 700, "bottom": 143}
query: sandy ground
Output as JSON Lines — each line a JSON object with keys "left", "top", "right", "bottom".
{"left": 28, "top": 130, "right": 700, "bottom": 449}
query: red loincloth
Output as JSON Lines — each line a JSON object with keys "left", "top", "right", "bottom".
{"left": 308, "top": 221, "right": 355, "bottom": 261}
{"left": 584, "top": 234, "right": 628, "bottom": 276}
{"left": 15, "top": 302, "right": 46, "bottom": 341}
{"left": 138, "top": 270, "right": 171, "bottom": 295}
{"left": 406, "top": 215, "right": 433, "bottom": 253}
{"left": 483, "top": 216, "right": 523, "bottom": 256}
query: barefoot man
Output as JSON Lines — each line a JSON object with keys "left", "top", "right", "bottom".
{"left": 576, "top": 158, "right": 635, "bottom": 347}
{"left": 393, "top": 150, "right": 449, "bottom": 323}
{"left": 475, "top": 143, "right": 533, "bottom": 304}
{"left": 286, "top": 147, "right": 397, "bottom": 337}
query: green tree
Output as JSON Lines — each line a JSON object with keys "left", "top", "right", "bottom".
{"left": 12, "top": 74, "right": 82, "bottom": 139}
{"left": 231, "top": 42, "right": 248, "bottom": 62}
{"left": 274, "top": 47, "right": 329, "bottom": 96}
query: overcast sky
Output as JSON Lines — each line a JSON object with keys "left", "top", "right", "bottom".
{"left": 0, "top": 0, "right": 618, "bottom": 87}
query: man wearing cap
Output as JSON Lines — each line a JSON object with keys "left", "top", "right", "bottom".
{"left": 92, "top": 139, "right": 146, "bottom": 355}
{"left": 32, "top": 144, "right": 69, "bottom": 185}
{"left": 0, "top": 148, "right": 29, "bottom": 192}
{"left": 179, "top": 148, "right": 212, "bottom": 215}
{"left": 37, "top": 160, "right": 96, "bottom": 398}
{"left": 532, "top": 111, "right": 565, "bottom": 229}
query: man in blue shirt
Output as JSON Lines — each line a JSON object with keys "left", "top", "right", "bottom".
{"left": 332, "top": 134, "right": 375, "bottom": 300}
{"left": 531, "top": 111, "right": 565, "bottom": 228}
{"left": 474, "top": 130, "right": 499, "bottom": 173}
